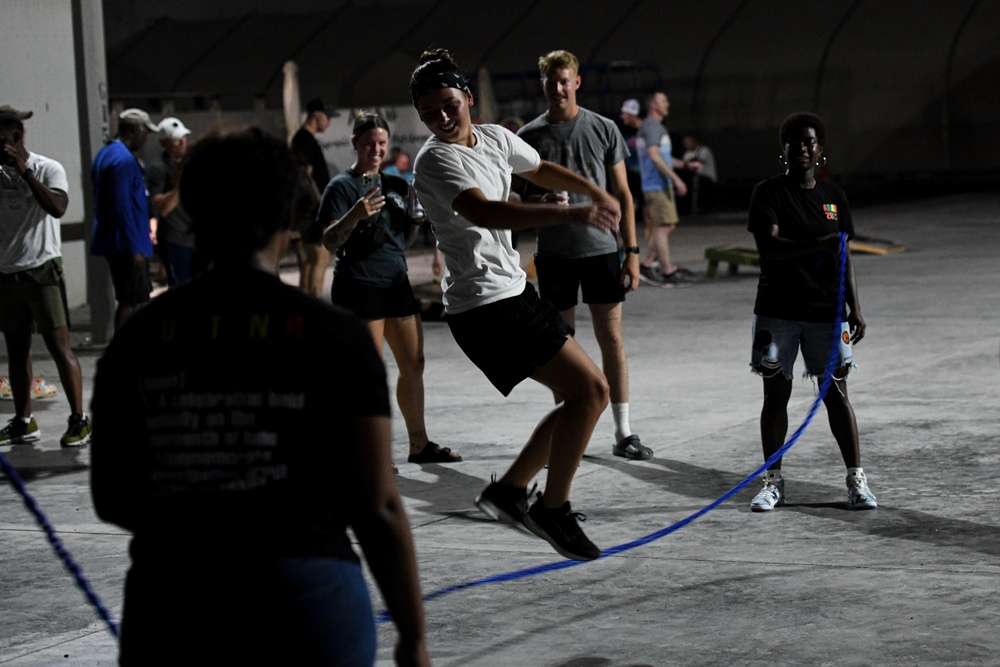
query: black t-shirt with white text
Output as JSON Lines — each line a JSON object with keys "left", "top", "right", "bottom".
{"left": 91, "top": 267, "right": 390, "bottom": 564}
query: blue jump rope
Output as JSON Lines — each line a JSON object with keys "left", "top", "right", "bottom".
{"left": 1, "top": 234, "right": 848, "bottom": 640}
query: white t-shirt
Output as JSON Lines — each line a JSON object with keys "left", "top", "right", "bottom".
{"left": 414, "top": 124, "right": 541, "bottom": 314}
{"left": 0, "top": 152, "right": 68, "bottom": 273}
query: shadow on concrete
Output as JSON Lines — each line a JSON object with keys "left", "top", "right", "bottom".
{"left": 587, "top": 455, "right": 1000, "bottom": 558}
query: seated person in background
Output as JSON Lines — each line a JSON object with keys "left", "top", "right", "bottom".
{"left": 90, "top": 127, "right": 429, "bottom": 666}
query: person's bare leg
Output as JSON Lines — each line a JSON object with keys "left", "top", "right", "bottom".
{"left": 651, "top": 224, "right": 676, "bottom": 275}
{"left": 506, "top": 338, "right": 608, "bottom": 507}
{"left": 300, "top": 243, "right": 330, "bottom": 298}
{"left": 823, "top": 369, "right": 861, "bottom": 469}
{"left": 383, "top": 315, "right": 431, "bottom": 454}
{"left": 364, "top": 319, "right": 386, "bottom": 355}
{"left": 589, "top": 303, "right": 627, "bottom": 405}
{"left": 41, "top": 326, "right": 84, "bottom": 415}
{"left": 546, "top": 307, "right": 577, "bottom": 404}
{"left": 760, "top": 373, "right": 792, "bottom": 469}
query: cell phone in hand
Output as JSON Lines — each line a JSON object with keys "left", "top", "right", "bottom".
{"left": 362, "top": 172, "right": 382, "bottom": 196}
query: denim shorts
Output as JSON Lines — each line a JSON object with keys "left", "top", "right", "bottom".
{"left": 750, "top": 315, "right": 853, "bottom": 379}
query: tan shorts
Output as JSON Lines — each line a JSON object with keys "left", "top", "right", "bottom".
{"left": 0, "top": 258, "right": 69, "bottom": 333}
{"left": 644, "top": 186, "right": 680, "bottom": 226}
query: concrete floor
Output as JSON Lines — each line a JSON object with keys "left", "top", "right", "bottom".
{"left": 1, "top": 193, "right": 998, "bottom": 666}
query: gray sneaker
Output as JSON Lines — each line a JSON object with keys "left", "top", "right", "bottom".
{"left": 638, "top": 264, "right": 664, "bottom": 286}
{"left": 750, "top": 477, "right": 785, "bottom": 512}
{"left": 846, "top": 470, "right": 877, "bottom": 509}
{"left": 613, "top": 434, "right": 653, "bottom": 460}
{"left": 662, "top": 270, "right": 694, "bottom": 288}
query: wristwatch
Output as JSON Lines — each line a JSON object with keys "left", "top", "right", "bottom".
{"left": 624, "top": 246, "right": 640, "bottom": 255}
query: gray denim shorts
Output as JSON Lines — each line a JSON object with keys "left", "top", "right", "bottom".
{"left": 750, "top": 315, "right": 853, "bottom": 379}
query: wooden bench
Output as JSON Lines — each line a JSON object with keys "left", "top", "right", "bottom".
{"left": 704, "top": 245, "right": 760, "bottom": 278}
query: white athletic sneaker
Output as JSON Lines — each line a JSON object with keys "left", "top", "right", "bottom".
{"left": 750, "top": 477, "right": 785, "bottom": 512}
{"left": 846, "top": 470, "right": 877, "bottom": 509}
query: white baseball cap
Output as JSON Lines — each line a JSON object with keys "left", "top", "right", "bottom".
{"left": 620, "top": 99, "right": 641, "bottom": 116}
{"left": 158, "top": 117, "right": 192, "bottom": 141}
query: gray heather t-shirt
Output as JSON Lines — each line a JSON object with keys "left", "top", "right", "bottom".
{"left": 518, "top": 108, "right": 629, "bottom": 258}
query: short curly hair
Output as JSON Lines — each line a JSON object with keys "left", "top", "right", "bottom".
{"left": 779, "top": 112, "right": 826, "bottom": 148}
{"left": 180, "top": 127, "right": 299, "bottom": 261}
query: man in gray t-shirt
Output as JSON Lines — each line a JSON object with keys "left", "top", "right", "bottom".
{"left": 517, "top": 50, "right": 651, "bottom": 461}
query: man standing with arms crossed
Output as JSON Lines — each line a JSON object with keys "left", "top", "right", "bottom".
{"left": 0, "top": 108, "right": 91, "bottom": 446}
{"left": 637, "top": 91, "right": 692, "bottom": 287}
{"left": 518, "top": 50, "right": 652, "bottom": 460}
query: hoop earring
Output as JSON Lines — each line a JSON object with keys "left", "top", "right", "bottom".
{"left": 817, "top": 156, "right": 827, "bottom": 168}
{"left": 779, "top": 154, "right": 788, "bottom": 167}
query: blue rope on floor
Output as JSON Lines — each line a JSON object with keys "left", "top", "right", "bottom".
{"left": 0, "top": 450, "right": 119, "bottom": 638}
{"left": 8, "top": 235, "right": 847, "bottom": 637}
{"left": 377, "top": 233, "right": 849, "bottom": 625}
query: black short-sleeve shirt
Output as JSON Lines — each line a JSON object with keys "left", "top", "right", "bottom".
{"left": 748, "top": 174, "right": 855, "bottom": 322}
{"left": 91, "top": 267, "right": 390, "bottom": 564}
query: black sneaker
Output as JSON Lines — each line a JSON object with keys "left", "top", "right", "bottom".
{"left": 475, "top": 475, "right": 531, "bottom": 527}
{"left": 0, "top": 416, "right": 41, "bottom": 445}
{"left": 613, "top": 434, "right": 653, "bottom": 460}
{"left": 523, "top": 494, "right": 602, "bottom": 561}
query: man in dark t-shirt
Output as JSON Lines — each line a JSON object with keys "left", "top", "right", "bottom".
{"left": 90, "top": 128, "right": 429, "bottom": 666}
{"left": 290, "top": 98, "right": 335, "bottom": 297}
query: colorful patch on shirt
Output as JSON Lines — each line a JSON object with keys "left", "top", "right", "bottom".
{"left": 823, "top": 203, "right": 838, "bottom": 221}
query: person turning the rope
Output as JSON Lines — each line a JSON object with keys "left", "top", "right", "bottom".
{"left": 747, "top": 112, "right": 877, "bottom": 512}
{"left": 91, "top": 128, "right": 429, "bottom": 665}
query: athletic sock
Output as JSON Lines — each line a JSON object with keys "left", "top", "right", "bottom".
{"left": 612, "top": 403, "right": 631, "bottom": 443}
{"left": 766, "top": 469, "right": 783, "bottom": 482}
{"left": 847, "top": 467, "right": 864, "bottom": 478}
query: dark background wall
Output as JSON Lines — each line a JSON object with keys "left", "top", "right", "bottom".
{"left": 103, "top": 0, "right": 1000, "bottom": 198}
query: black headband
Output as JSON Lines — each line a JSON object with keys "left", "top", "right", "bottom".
{"left": 411, "top": 71, "right": 472, "bottom": 107}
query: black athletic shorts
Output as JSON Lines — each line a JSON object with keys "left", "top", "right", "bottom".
{"left": 447, "top": 282, "right": 573, "bottom": 396}
{"left": 331, "top": 274, "right": 420, "bottom": 321}
{"left": 534, "top": 252, "right": 625, "bottom": 311}
{"left": 106, "top": 253, "right": 152, "bottom": 307}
